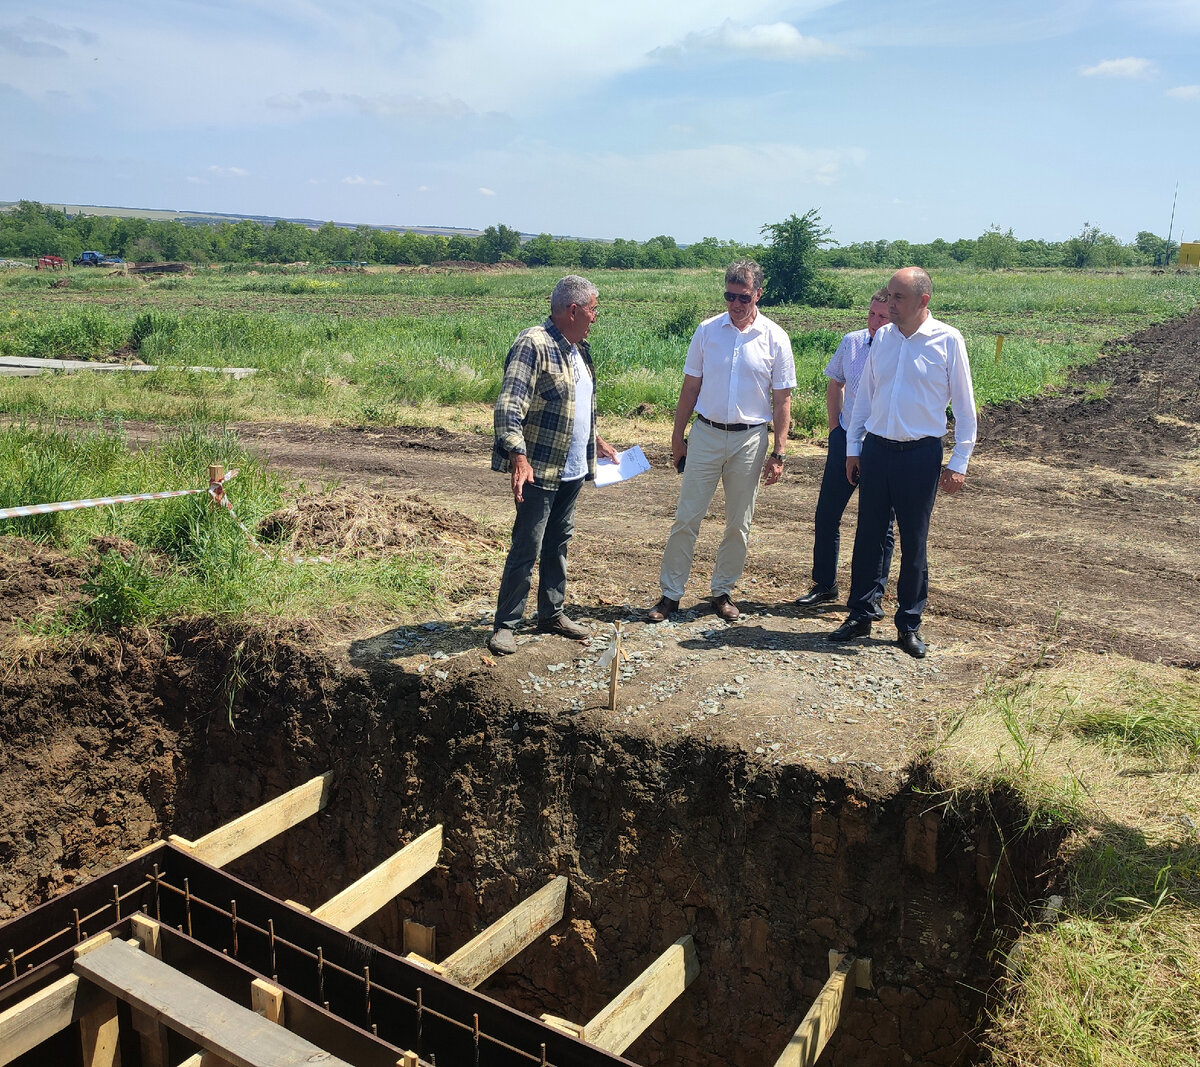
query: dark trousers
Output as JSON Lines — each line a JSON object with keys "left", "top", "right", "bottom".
{"left": 847, "top": 434, "right": 942, "bottom": 633}
{"left": 494, "top": 477, "right": 584, "bottom": 632}
{"left": 812, "top": 424, "right": 894, "bottom": 602}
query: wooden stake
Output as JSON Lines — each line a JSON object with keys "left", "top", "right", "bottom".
{"left": 994, "top": 335, "right": 1004, "bottom": 365}
{"left": 608, "top": 622, "right": 624, "bottom": 711}
{"left": 208, "top": 464, "right": 224, "bottom": 486}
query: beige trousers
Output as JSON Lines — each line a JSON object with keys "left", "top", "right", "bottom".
{"left": 659, "top": 418, "right": 769, "bottom": 601}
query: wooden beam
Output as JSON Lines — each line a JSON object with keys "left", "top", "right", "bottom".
{"left": 79, "top": 996, "right": 122, "bottom": 1067}
{"left": 312, "top": 825, "right": 443, "bottom": 931}
{"left": 131, "top": 916, "right": 163, "bottom": 960}
{"left": 772, "top": 954, "right": 857, "bottom": 1067}
{"left": 170, "top": 771, "right": 334, "bottom": 868}
{"left": 827, "top": 951, "right": 872, "bottom": 991}
{"left": 74, "top": 938, "right": 355, "bottom": 1067}
{"left": 583, "top": 935, "right": 699, "bottom": 1055}
{"left": 0, "top": 972, "right": 106, "bottom": 1067}
{"left": 539, "top": 1013, "right": 585, "bottom": 1039}
{"left": 437, "top": 876, "right": 568, "bottom": 989}
{"left": 403, "top": 920, "right": 436, "bottom": 961}
{"left": 251, "top": 979, "right": 284, "bottom": 1025}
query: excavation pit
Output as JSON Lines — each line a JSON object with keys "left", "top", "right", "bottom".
{"left": 0, "top": 625, "right": 1059, "bottom": 1066}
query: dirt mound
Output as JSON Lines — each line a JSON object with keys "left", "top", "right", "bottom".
{"left": 0, "top": 539, "right": 88, "bottom": 634}
{"left": 257, "top": 486, "right": 502, "bottom": 557}
{"left": 429, "top": 259, "right": 528, "bottom": 272}
{"left": 980, "top": 307, "right": 1200, "bottom": 475}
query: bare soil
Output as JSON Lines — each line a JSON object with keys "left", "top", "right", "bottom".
{"left": 2, "top": 309, "right": 1198, "bottom": 1065}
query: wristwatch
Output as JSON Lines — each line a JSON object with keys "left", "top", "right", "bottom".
{"left": 770, "top": 452, "right": 786, "bottom": 462}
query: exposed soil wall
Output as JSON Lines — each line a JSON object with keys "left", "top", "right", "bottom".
{"left": 0, "top": 630, "right": 1058, "bottom": 1066}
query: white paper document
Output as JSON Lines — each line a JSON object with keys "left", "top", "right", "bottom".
{"left": 594, "top": 445, "right": 651, "bottom": 488}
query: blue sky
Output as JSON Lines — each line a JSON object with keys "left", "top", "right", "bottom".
{"left": 1, "top": 1, "right": 1197, "bottom": 245}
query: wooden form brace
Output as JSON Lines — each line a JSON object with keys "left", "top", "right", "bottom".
{"left": 73, "top": 938, "right": 355, "bottom": 1067}
{"left": 409, "top": 876, "right": 568, "bottom": 989}
{"left": 169, "top": 771, "right": 334, "bottom": 869}
{"left": 540, "top": 934, "right": 699, "bottom": 1055}
{"left": 311, "top": 825, "right": 443, "bottom": 931}
{"left": 772, "top": 953, "right": 872, "bottom": 1067}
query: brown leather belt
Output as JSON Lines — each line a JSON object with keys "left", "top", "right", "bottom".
{"left": 697, "top": 413, "right": 765, "bottom": 433}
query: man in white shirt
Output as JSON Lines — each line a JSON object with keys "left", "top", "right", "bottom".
{"left": 796, "top": 288, "right": 895, "bottom": 610}
{"left": 828, "top": 267, "right": 977, "bottom": 658}
{"left": 648, "top": 259, "right": 796, "bottom": 623}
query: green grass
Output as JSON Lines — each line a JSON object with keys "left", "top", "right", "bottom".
{"left": 0, "top": 422, "right": 449, "bottom": 632}
{"left": 2, "top": 265, "right": 1197, "bottom": 433}
{"left": 932, "top": 654, "right": 1200, "bottom": 1066}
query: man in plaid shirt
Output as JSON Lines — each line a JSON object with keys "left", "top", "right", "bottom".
{"left": 488, "top": 275, "right": 616, "bottom": 656}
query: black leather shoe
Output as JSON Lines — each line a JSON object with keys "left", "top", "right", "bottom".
{"left": 897, "top": 630, "right": 926, "bottom": 658}
{"left": 536, "top": 615, "right": 590, "bottom": 640}
{"left": 827, "top": 617, "right": 872, "bottom": 642}
{"left": 795, "top": 584, "right": 839, "bottom": 608}
{"left": 647, "top": 596, "right": 679, "bottom": 623}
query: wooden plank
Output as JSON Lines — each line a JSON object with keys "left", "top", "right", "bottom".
{"left": 74, "top": 938, "right": 354, "bottom": 1067}
{"left": 251, "top": 979, "right": 284, "bottom": 1025}
{"left": 170, "top": 771, "right": 333, "bottom": 868}
{"left": 0, "top": 972, "right": 105, "bottom": 1066}
{"left": 539, "top": 1013, "right": 585, "bottom": 1039}
{"left": 827, "top": 950, "right": 872, "bottom": 991}
{"left": 131, "top": 915, "right": 163, "bottom": 959}
{"left": 583, "top": 935, "right": 699, "bottom": 1055}
{"left": 312, "top": 825, "right": 442, "bottom": 931}
{"left": 402, "top": 920, "right": 436, "bottom": 960}
{"left": 772, "top": 954, "right": 856, "bottom": 1067}
{"left": 79, "top": 996, "right": 122, "bottom": 1067}
{"left": 438, "top": 876, "right": 568, "bottom": 989}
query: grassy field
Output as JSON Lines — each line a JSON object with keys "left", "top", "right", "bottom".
{"left": 2, "top": 263, "right": 1199, "bottom": 1066}
{"left": 3, "top": 265, "right": 1197, "bottom": 435}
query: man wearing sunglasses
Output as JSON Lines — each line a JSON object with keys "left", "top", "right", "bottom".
{"left": 648, "top": 259, "right": 795, "bottom": 624}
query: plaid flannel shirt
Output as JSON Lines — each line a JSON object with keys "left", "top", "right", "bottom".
{"left": 491, "top": 318, "right": 597, "bottom": 490}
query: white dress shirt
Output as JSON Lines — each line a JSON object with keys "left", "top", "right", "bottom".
{"left": 846, "top": 315, "right": 977, "bottom": 474}
{"left": 683, "top": 310, "right": 797, "bottom": 425}
{"left": 824, "top": 327, "right": 873, "bottom": 431}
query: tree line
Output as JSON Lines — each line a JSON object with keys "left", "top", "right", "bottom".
{"left": 0, "top": 199, "right": 1179, "bottom": 273}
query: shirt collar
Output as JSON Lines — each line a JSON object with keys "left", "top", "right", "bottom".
{"left": 722, "top": 310, "right": 763, "bottom": 335}
{"left": 544, "top": 317, "right": 587, "bottom": 357}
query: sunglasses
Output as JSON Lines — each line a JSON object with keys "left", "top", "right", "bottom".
{"left": 723, "top": 292, "right": 754, "bottom": 305}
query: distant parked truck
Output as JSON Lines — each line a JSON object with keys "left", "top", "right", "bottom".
{"left": 73, "top": 251, "right": 123, "bottom": 266}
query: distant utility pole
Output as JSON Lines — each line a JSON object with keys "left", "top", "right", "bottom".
{"left": 1166, "top": 182, "right": 1179, "bottom": 265}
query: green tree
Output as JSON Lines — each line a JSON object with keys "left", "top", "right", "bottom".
{"left": 973, "top": 225, "right": 1018, "bottom": 270}
{"left": 477, "top": 223, "right": 522, "bottom": 263}
{"left": 759, "top": 209, "right": 847, "bottom": 306}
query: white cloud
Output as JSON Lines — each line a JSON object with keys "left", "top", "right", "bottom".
{"left": 479, "top": 187, "right": 496, "bottom": 197}
{"left": 417, "top": 185, "right": 430, "bottom": 192}
{"left": 186, "top": 176, "right": 205, "bottom": 184}
{"left": 207, "top": 165, "right": 248, "bottom": 177}
{"left": 342, "top": 176, "right": 366, "bottom": 184}
{"left": 1166, "top": 84, "right": 1200, "bottom": 99}
{"left": 1080, "top": 56, "right": 1157, "bottom": 78}
{"left": 650, "top": 20, "right": 847, "bottom": 64}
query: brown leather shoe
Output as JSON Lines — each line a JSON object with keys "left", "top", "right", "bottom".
{"left": 711, "top": 594, "right": 740, "bottom": 622}
{"left": 646, "top": 596, "right": 679, "bottom": 623}
{"left": 536, "top": 614, "right": 590, "bottom": 640}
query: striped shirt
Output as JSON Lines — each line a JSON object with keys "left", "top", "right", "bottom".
{"left": 492, "top": 318, "right": 597, "bottom": 490}
{"left": 824, "top": 327, "right": 873, "bottom": 431}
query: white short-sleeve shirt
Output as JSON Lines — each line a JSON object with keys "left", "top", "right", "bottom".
{"left": 683, "top": 310, "right": 797, "bottom": 425}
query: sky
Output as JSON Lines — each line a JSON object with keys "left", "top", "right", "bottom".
{"left": 1, "top": 1, "right": 1197, "bottom": 246}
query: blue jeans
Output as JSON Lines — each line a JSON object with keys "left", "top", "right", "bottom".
{"left": 493, "top": 478, "right": 584, "bottom": 632}
{"left": 812, "top": 424, "right": 893, "bottom": 602}
{"left": 846, "top": 434, "right": 942, "bottom": 633}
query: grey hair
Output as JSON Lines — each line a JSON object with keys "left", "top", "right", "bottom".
{"left": 905, "top": 267, "right": 933, "bottom": 300}
{"left": 725, "top": 258, "right": 763, "bottom": 291}
{"left": 550, "top": 275, "right": 598, "bottom": 314}
{"left": 870, "top": 287, "right": 889, "bottom": 304}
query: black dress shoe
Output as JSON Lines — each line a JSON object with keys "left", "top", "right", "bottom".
{"left": 897, "top": 630, "right": 926, "bottom": 658}
{"left": 795, "top": 584, "right": 839, "bottom": 608}
{"left": 827, "top": 617, "right": 872, "bottom": 642}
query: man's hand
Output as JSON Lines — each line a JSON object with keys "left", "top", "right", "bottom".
{"left": 939, "top": 468, "right": 966, "bottom": 495}
{"left": 671, "top": 435, "right": 687, "bottom": 471}
{"left": 762, "top": 454, "right": 784, "bottom": 486}
{"left": 596, "top": 436, "right": 617, "bottom": 463}
{"left": 510, "top": 452, "right": 534, "bottom": 504}
{"left": 845, "top": 457, "right": 861, "bottom": 486}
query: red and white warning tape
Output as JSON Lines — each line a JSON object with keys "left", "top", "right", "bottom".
{"left": 2, "top": 468, "right": 333, "bottom": 565}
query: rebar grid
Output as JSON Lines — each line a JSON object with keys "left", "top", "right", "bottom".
{"left": 147, "top": 867, "right": 557, "bottom": 1067}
